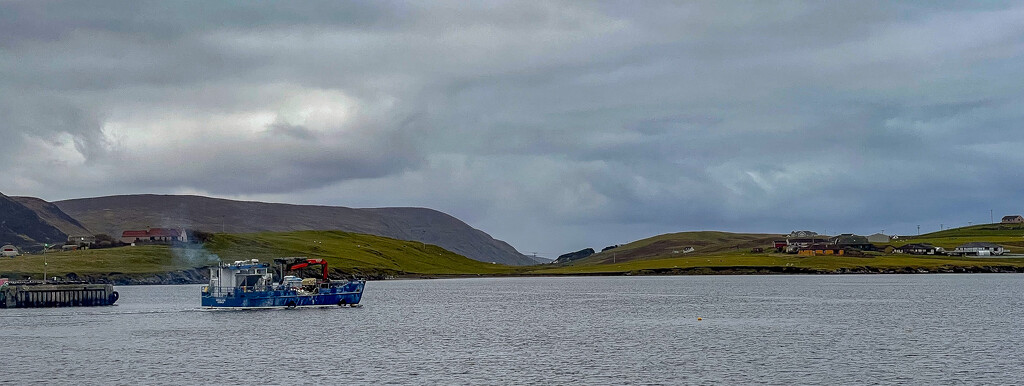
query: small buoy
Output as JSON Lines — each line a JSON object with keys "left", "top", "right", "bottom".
{"left": 697, "top": 317, "right": 703, "bottom": 321}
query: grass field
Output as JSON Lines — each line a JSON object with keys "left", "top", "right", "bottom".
{"left": 0, "top": 245, "right": 185, "bottom": 278}
{"left": 0, "top": 230, "right": 517, "bottom": 279}
{"left": 881, "top": 224, "right": 1024, "bottom": 250}
{"left": 5, "top": 225, "right": 1024, "bottom": 280}
{"left": 528, "top": 227, "right": 1024, "bottom": 275}
{"left": 527, "top": 251, "right": 1024, "bottom": 274}
{"left": 204, "top": 230, "right": 516, "bottom": 275}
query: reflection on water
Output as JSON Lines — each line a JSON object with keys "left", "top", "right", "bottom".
{"left": 3, "top": 275, "right": 1024, "bottom": 384}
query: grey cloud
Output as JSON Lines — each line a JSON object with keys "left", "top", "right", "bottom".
{"left": 2, "top": 1, "right": 1024, "bottom": 255}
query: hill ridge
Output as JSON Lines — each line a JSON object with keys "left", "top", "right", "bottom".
{"left": 0, "top": 192, "right": 68, "bottom": 248}
{"left": 54, "top": 194, "right": 535, "bottom": 265}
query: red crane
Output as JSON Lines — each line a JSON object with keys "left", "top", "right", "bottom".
{"left": 274, "top": 257, "right": 329, "bottom": 281}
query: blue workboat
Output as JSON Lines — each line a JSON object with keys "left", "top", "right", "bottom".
{"left": 201, "top": 258, "right": 364, "bottom": 309}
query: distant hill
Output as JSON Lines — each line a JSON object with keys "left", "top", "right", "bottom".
{"left": 54, "top": 194, "right": 536, "bottom": 266}
{"left": 567, "top": 231, "right": 782, "bottom": 265}
{"left": 0, "top": 192, "right": 67, "bottom": 248}
{"left": 11, "top": 196, "right": 92, "bottom": 236}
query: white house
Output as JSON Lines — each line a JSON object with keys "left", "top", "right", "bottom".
{"left": 951, "top": 242, "right": 1005, "bottom": 256}
{"left": 1, "top": 244, "right": 20, "bottom": 257}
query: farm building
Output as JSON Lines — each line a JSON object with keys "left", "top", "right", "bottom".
{"left": 867, "top": 233, "right": 891, "bottom": 243}
{"left": 1001, "top": 215, "right": 1024, "bottom": 224}
{"left": 120, "top": 228, "right": 184, "bottom": 244}
{"left": 830, "top": 234, "right": 875, "bottom": 251}
{"left": 797, "top": 244, "right": 845, "bottom": 256}
{"left": 1, "top": 244, "right": 20, "bottom": 257}
{"left": 893, "top": 243, "right": 943, "bottom": 255}
{"left": 950, "top": 242, "right": 1005, "bottom": 256}
{"left": 785, "top": 231, "right": 829, "bottom": 253}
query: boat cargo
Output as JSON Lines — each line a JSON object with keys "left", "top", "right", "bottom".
{"left": 0, "top": 279, "right": 119, "bottom": 308}
{"left": 201, "top": 257, "right": 364, "bottom": 309}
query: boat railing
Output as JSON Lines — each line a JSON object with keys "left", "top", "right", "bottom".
{"left": 202, "top": 285, "right": 281, "bottom": 297}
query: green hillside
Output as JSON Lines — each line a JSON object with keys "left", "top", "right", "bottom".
{"left": 204, "top": 230, "right": 516, "bottom": 275}
{"left": 566, "top": 231, "right": 782, "bottom": 265}
{"left": 0, "top": 230, "right": 517, "bottom": 280}
{"left": 887, "top": 223, "right": 1024, "bottom": 250}
{"left": 6, "top": 226, "right": 1024, "bottom": 280}
{"left": 526, "top": 228, "right": 1024, "bottom": 275}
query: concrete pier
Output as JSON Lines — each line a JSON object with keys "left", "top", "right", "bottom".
{"left": 0, "top": 282, "right": 119, "bottom": 308}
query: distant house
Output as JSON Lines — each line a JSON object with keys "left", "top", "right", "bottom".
{"left": 830, "top": 234, "right": 875, "bottom": 251}
{"left": 950, "top": 242, "right": 1005, "bottom": 256}
{"left": 1, "top": 244, "right": 20, "bottom": 257}
{"left": 1001, "top": 215, "right": 1024, "bottom": 224}
{"left": 120, "top": 228, "right": 183, "bottom": 244}
{"left": 893, "top": 243, "right": 943, "bottom": 255}
{"left": 867, "top": 233, "right": 891, "bottom": 243}
{"left": 798, "top": 244, "right": 844, "bottom": 256}
{"left": 786, "top": 231, "right": 830, "bottom": 253}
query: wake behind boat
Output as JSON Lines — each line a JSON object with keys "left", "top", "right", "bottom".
{"left": 201, "top": 257, "right": 364, "bottom": 309}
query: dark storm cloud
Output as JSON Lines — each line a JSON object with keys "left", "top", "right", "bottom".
{"left": 2, "top": 1, "right": 1024, "bottom": 255}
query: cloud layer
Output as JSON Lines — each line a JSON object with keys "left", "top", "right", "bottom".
{"left": 3, "top": 1, "right": 1024, "bottom": 256}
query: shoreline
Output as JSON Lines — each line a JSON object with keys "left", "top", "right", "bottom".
{"left": 7, "top": 264, "right": 1024, "bottom": 285}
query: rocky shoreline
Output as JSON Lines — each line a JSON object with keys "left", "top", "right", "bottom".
{"left": 9, "top": 264, "right": 1024, "bottom": 285}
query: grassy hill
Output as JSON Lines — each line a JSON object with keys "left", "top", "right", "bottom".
{"left": 204, "top": 230, "right": 516, "bottom": 275}
{"left": 884, "top": 223, "right": 1024, "bottom": 250}
{"left": 0, "top": 192, "right": 67, "bottom": 249}
{"left": 566, "top": 231, "right": 782, "bottom": 265}
{"left": 0, "top": 230, "right": 517, "bottom": 282}
{"left": 10, "top": 196, "right": 92, "bottom": 236}
{"left": 526, "top": 228, "right": 1024, "bottom": 275}
{"left": 54, "top": 194, "right": 536, "bottom": 265}
{"left": 6, "top": 226, "right": 1024, "bottom": 281}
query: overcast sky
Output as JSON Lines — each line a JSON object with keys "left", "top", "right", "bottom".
{"left": 3, "top": 1, "right": 1024, "bottom": 257}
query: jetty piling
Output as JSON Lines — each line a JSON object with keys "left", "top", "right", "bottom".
{"left": 0, "top": 282, "right": 119, "bottom": 308}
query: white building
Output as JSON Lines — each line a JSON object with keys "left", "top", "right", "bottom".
{"left": 1, "top": 244, "right": 20, "bottom": 257}
{"left": 952, "top": 242, "right": 1005, "bottom": 256}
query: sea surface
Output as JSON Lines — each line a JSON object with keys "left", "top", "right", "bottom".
{"left": 3, "top": 275, "right": 1024, "bottom": 385}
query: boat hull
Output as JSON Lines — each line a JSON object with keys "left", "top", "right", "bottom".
{"left": 201, "top": 280, "right": 364, "bottom": 308}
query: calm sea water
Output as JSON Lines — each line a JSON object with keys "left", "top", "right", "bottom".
{"left": 3, "top": 275, "right": 1024, "bottom": 385}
